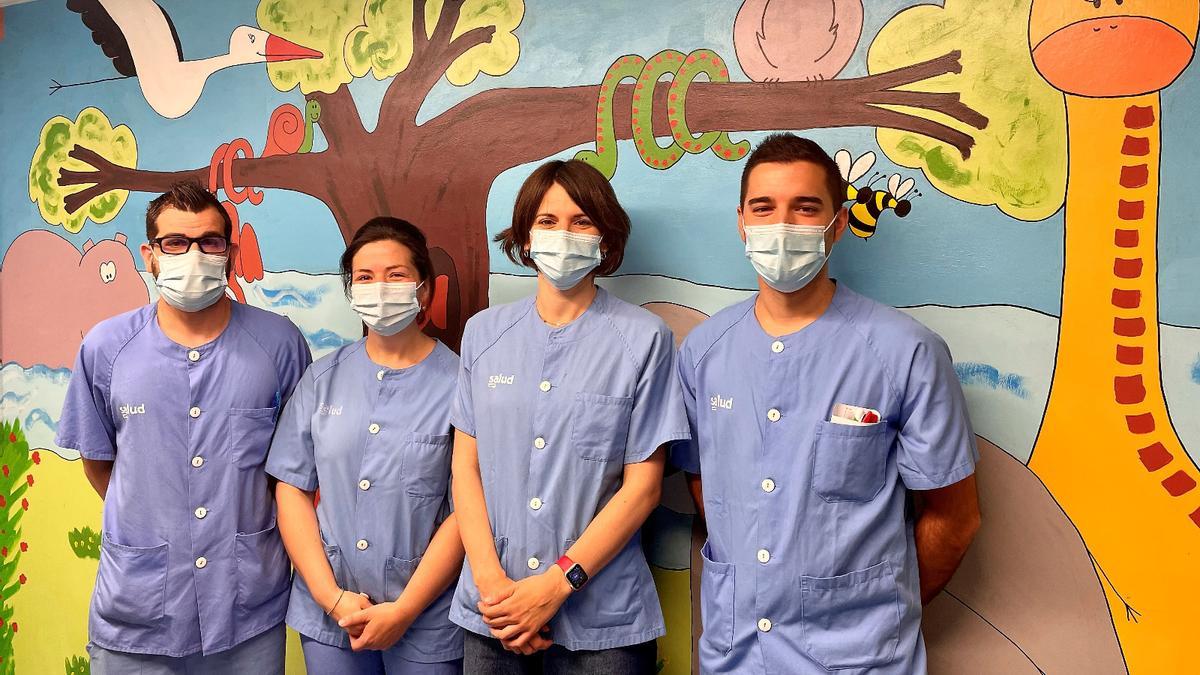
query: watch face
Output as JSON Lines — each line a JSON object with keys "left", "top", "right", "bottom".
{"left": 566, "top": 564, "right": 588, "bottom": 589}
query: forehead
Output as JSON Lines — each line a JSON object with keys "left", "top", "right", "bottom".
{"left": 537, "top": 182, "right": 585, "bottom": 214}
{"left": 352, "top": 239, "right": 414, "bottom": 269}
{"left": 744, "top": 160, "right": 832, "bottom": 200}
{"left": 154, "top": 206, "right": 225, "bottom": 236}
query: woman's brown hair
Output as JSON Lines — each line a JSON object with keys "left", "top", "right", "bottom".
{"left": 339, "top": 217, "right": 435, "bottom": 296}
{"left": 494, "top": 159, "right": 631, "bottom": 276}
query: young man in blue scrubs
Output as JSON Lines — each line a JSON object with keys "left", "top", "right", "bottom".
{"left": 673, "top": 134, "right": 981, "bottom": 674}
{"left": 57, "top": 182, "right": 312, "bottom": 674}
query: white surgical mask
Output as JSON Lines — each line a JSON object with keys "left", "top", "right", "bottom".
{"left": 530, "top": 229, "right": 603, "bottom": 291}
{"left": 155, "top": 249, "right": 229, "bottom": 312}
{"left": 350, "top": 281, "right": 424, "bottom": 336}
{"left": 743, "top": 213, "right": 837, "bottom": 293}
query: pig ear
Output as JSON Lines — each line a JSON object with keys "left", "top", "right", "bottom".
{"left": 83, "top": 239, "right": 95, "bottom": 252}
{"left": 115, "top": 233, "right": 127, "bottom": 244}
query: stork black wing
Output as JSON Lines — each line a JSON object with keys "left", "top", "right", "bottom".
{"left": 66, "top": 0, "right": 184, "bottom": 77}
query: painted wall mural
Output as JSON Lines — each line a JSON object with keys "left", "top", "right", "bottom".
{"left": 1, "top": 0, "right": 1198, "bottom": 673}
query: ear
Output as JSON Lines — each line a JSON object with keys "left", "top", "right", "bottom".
{"left": 736, "top": 207, "right": 747, "bottom": 243}
{"left": 115, "top": 232, "right": 128, "bottom": 244}
{"left": 139, "top": 242, "right": 156, "bottom": 272}
{"left": 83, "top": 239, "right": 95, "bottom": 252}
{"left": 831, "top": 207, "right": 848, "bottom": 244}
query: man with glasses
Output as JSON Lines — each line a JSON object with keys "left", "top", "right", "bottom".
{"left": 56, "top": 181, "right": 311, "bottom": 674}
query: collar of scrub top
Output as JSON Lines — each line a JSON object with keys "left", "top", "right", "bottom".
{"left": 746, "top": 280, "right": 850, "bottom": 362}
{"left": 364, "top": 337, "right": 446, "bottom": 381}
{"left": 525, "top": 284, "right": 609, "bottom": 344}
{"left": 147, "top": 299, "right": 243, "bottom": 360}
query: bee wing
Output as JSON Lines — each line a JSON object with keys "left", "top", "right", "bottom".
{"left": 887, "top": 173, "right": 901, "bottom": 196}
{"left": 835, "top": 149, "right": 852, "bottom": 180}
{"left": 895, "top": 178, "right": 915, "bottom": 199}
{"left": 849, "top": 152, "right": 876, "bottom": 183}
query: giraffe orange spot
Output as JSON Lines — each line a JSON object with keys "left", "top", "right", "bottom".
{"left": 1190, "top": 506, "right": 1200, "bottom": 528}
{"left": 1114, "top": 375, "right": 1146, "bottom": 405}
{"left": 1114, "top": 227, "right": 1140, "bottom": 245}
{"left": 1124, "top": 105, "right": 1156, "bottom": 129}
{"left": 1121, "top": 136, "right": 1150, "bottom": 156}
{"left": 1116, "top": 345, "right": 1144, "bottom": 365}
{"left": 1114, "top": 317, "right": 1146, "bottom": 337}
{"left": 1113, "top": 258, "right": 1143, "bottom": 279}
{"left": 1161, "top": 471, "right": 1197, "bottom": 497}
{"left": 1111, "top": 289, "right": 1141, "bottom": 309}
{"left": 1138, "top": 442, "right": 1173, "bottom": 471}
{"left": 1126, "top": 413, "right": 1155, "bottom": 434}
{"left": 1117, "top": 202, "right": 1145, "bottom": 221}
{"left": 1120, "top": 165, "right": 1149, "bottom": 188}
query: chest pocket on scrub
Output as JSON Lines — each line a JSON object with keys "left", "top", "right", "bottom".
{"left": 404, "top": 432, "right": 452, "bottom": 498}
{"left": 228, "top": 406, "right": 278, "bottom": 469}
{"left": 571, "top": 392, "right": 634, "bottom": 462}
{"left": 810, "top": 420, "right": 890, "bottom": 502}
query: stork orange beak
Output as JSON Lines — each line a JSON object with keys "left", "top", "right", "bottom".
{"left": 265, "top": 34, "right": 323, "bottom": 62}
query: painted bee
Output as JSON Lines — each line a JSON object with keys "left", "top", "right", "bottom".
{"left": 835, "top": 149, "right": 916, "bottom": 240}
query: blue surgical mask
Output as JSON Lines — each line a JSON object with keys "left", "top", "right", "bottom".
{"left": 350, "top": 281, "right": 424, "bottom": 336}
{"left": 743, "top": 214, "right": 837, "bottom": 293}
{"left": 529, "top": 230, "right": 603, "bottom": 291}
{"left": 154, "top": 249, "right": 229, "bottom": 312}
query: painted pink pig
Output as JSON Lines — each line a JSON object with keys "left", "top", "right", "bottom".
{"left": 1, "top": 230, "right": 148, "bottom": 369}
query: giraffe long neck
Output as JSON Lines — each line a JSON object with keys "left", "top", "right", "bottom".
{"left": 1038, "top": 92, "right": 1200, "bottom": 523}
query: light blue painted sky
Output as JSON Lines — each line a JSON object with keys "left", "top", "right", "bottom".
{"left": 2, "top": 0, "right": 1199, "bottom": 325}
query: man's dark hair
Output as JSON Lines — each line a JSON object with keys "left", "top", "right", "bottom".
{"left": 145, "top": 181, "right": 232, "bottom": 240}
{"left": 739, "top": 134, "right": 846, "bottom": 207}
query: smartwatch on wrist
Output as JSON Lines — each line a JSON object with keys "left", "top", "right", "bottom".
{"left": 555, "top": 555, "right": 589, "bottom": 591}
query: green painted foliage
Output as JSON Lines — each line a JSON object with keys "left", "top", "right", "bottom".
{"left": 0, "top": 420, "right": 34, "bottom": 675}
{"left": 868, "top": 0, "right": 1066, "bottom": 221}
{"left": 28, "top": 107, "right": 137, "bottom": 233}
{"left": 68, "top": 527, "right": 101, "bottom": 560}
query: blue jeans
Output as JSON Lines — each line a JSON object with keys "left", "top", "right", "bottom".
{"left": 88, "top": 623, "right": 285, "bottom": 675}
{"left": 300, "top": 635, "right": 462, "bottom": 674}
{"left": 461, "top": 630, "right": 656, "bottom": 675}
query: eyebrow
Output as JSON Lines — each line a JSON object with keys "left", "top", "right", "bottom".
{"left": 158, "top": 231, "right": 225, "bottom": 238}
{"left": 535, "top": 212, "right": 590, "bottom": 220}
{"left": 353, "top": 265, "right": 412, "bottom": 273}
{"left": 746, "top": 195, "right": 825, "bottom": 206}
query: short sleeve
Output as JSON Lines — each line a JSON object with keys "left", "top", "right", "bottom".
{"left": 896, "top": 336, "right": 979, "bottom": 490}
{"left": 265, "top": 368, "right": 318, "bottom": 491}
{"left": 669, "top": 338, "right": 702, "bottom": 474}
{"left": 278, "top": 327, "right": 313, "bottom": 401}
{"left": 55, "top": 340, "right": 117, "bottom": 461}
{"left": 625, "top": 327, "right": 691, "bottom": 464}
{"left": 448, "top": 326, "right": 476, "bottom": 438}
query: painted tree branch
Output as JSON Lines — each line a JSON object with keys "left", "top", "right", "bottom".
{"left": 426, "top": 50, "right": 987, "bottom": 173}
{"left": 308, "top": 84, "right": 367, "bottom": 150}
{"left": 58, "top": 50, "right": 985, "bottom": 224}
{"left": 58, "top": 144, "right": 332, "bottom": 214}
{"left": 376, "top": 0, "right": 495, "bottom": 131}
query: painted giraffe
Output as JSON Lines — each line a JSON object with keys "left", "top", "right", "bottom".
{"left": 1027, "top": 1, "right": 1199, "bottom": 671}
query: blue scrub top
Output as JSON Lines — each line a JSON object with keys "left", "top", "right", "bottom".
{"left": 448, "top": 287, "right": 690, "bottom": 651}
{"left": 672, "top": 283, "right": 978, "bottom": 674}
{"left": 56, "top": 302, "right": 312, "bottom": 657}
{"left": 265, "top": 339, "right": 463, "bottom": 664}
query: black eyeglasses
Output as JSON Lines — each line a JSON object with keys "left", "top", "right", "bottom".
{"left": 150, "top": 235, "right": 229, "bottom": 255}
